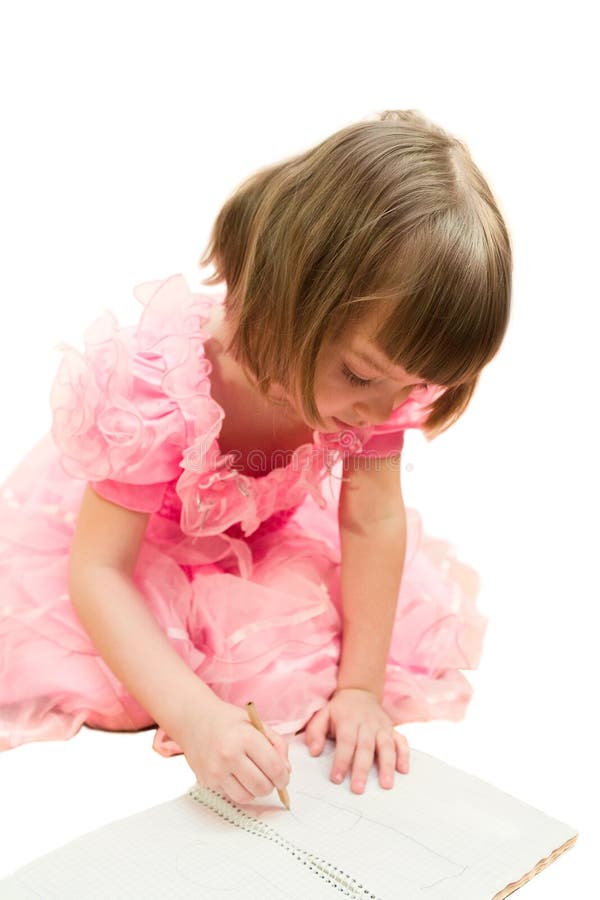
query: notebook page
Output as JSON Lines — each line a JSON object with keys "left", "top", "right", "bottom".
{"left": 0, "top": 737, "right": 578, "bottom": 899}
{"left": 246, "top": 739, "right": 578, "bottom": 899}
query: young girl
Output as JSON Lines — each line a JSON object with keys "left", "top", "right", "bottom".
{"left": 0, "top": 109, "right": 511, "bottom": 805}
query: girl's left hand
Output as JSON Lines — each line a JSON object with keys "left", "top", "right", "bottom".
{"left": 303, "top": 688, "right": 410, "bottom": 793}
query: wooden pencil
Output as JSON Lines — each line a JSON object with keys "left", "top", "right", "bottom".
{"left": 246, "top": 701, "right": 291, "bottom": 810}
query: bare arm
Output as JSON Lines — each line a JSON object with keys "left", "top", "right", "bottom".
{"left": 303, "top": 450, "right": 410, "bottom": 791}
{"left": 336, "top": 452, "right": 407, "bottom": 700}
{"left": 68, "top": 484, "right": 290, "bottom": 802}
{"left": 67, "top": 485, "right": 218, "bottom": 745}
{"left": 336, "top": 516, "right": 406, "bottom": 700}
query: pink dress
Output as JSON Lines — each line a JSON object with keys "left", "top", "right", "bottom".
{"left": 0, "top": 274, "right": 487, "bottom": 757}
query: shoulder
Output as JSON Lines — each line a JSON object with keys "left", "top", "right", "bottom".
{"left": 50, "top": 274, "right": 223, "bottom": 511}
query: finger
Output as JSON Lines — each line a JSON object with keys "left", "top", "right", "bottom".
{"left": 394, "top": 731, "right": 410, "bottom": 773}
{"left": 263, "top": 724, "right": 292, "bottom": 772}
{"left": 245, "top": 730, "right": 290, "bottom": 792}
{"left": 375, "top": 729, "right": 398, "bottom": 789}
{"left": 220, "top": 773, "right": 255, "bottom": 805}
{"left": 330, "top": 725, "right": 357, "bottom": 785}
{"left": 349, "top": 727, "right": 376, "bottom": 794}
{"left": 235, "top": 753, "right": 280, "bottom": 798}
{"left": 303, "top": 706, "right": 330, "bottom": 756}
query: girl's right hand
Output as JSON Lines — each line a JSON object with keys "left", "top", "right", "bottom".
{"left": 176, "top": 695, "right": 291, "bottom": 805}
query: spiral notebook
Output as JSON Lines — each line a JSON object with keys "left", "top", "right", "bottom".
{"left": 0, "top": 736, "right": 577, "bottom": 899}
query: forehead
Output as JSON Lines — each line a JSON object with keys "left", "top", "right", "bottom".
{"left": 342, "top": 311, "right": 416, "bottom": 381}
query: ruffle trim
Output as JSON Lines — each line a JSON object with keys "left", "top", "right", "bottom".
{"left": 50, "top": 274, "right": 443, "bottom": 545}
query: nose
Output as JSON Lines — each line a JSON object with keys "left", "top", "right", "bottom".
{"left": 354, "top": 387, "right": 412, "bottom": 426}
{"left": 353, "top": 397, "right": 396, "bottom": 426}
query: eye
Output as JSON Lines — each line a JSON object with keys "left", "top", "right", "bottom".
{"left": 341, "top": 364, "right": 372, "bottom": 388}
{"left": 342, "top": 363, "right": 430, "bottom": 393}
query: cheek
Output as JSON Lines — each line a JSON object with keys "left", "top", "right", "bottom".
{"left": 320, "top": 368, "right": 352, "bottom": 405}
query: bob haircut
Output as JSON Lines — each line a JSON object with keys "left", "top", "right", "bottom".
{"left": 198, "top": 109, "right": 512, "bottom": 439}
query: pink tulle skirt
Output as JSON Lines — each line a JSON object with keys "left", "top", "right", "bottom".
{"left": 0, "top": 433, "right": 486, "bottom": 757}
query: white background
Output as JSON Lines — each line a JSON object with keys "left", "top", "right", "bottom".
{"left": 0, "top": 0, "right": 596, "bottom": 895}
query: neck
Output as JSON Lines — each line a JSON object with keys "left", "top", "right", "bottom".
{"left": 209, "top": 307, "right": 310, "bottom": 434}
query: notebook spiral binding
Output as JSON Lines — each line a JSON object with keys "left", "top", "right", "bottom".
{"left": 187, "top": 784, "right": 380, "bottom": 899}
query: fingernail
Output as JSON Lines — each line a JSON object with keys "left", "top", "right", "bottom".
{"left": 354, "top": 780, "right": 365, "bottom": 792}
{"left": 332, "top": 772, "right": 343, "bottom": 783}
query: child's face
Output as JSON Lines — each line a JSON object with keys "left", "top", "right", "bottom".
{"left": 310, "top": 312, "right": 431, "bottom": 432}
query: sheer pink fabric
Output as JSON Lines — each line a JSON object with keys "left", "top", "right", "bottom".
{"left": 0, "top": 274, "right": 486, "bottom": 755}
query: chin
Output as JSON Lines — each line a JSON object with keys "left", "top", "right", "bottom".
{"left": 332, "top": 416, "right": 354, "bottom": 428}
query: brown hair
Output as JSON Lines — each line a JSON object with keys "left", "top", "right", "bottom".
{"left": 198, "top": 109, "right": 512, "bottom": 439}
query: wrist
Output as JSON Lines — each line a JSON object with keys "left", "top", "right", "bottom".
{"left": 336, "top": 656, "right": 385, "bottom": 703}
{"left": 334, "top": 682, "right": 383, "bottom": 704}
{"left": 158, "top": 676, "right": 222, "bottom": 744}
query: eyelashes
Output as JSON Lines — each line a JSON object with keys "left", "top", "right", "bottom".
{"left": 341, "top": 363, "right": 372, "bottom": 388}
{"left": 341, "top": 363, "right": 429, "bottom": 392}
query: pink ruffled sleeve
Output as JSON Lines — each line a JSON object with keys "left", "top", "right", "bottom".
{"left": 352, "top": 385, "right": 446, "bottom": 458}
{"left": 49, "top": 274, "right": 213, "bottom": 514}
